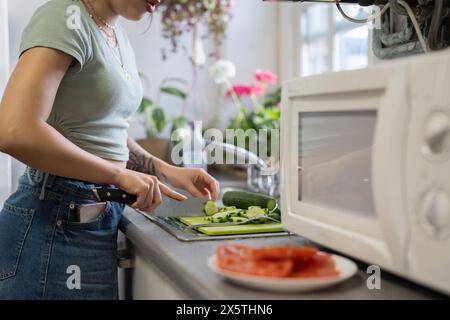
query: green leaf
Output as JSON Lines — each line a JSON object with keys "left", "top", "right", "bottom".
{"left": 263, "top": 87, "right": 282, "bottom": 109}
{"left": 151, "top": 108, "right": 166, "bottom": 134}
{"left": 138, "top": 97, "right": 154, "bottom": 113}
{"left": 160, "top": 86, "right": 188, "bottom": 100}
{"left": 171, "top": 116, "right": 189, "bottom": 135}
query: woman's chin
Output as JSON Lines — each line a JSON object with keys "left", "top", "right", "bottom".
{"left": 124, "top": 11, "right": 148, "bottom": 21}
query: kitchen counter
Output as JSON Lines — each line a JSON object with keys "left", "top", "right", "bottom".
{"left": 120, "top": 205, "right": 445, "bottom": 300}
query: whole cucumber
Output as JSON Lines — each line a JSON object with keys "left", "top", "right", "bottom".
{"left": 222, "top": 190, "right": 277, "bottom": 211}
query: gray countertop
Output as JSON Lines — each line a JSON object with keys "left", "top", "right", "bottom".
{"left": 120, "top": 206, "right": 445, "bottom": 300}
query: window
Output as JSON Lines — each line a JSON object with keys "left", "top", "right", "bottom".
{"left": 300, "top": 4, "right": 370, "bottom": 77}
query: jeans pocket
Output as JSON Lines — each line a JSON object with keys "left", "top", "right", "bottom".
{"left": 64, "top": 199, "right": 112, "bottom": 231}
{"left": 0, "top": 203, "right": 35, "bottom": 281}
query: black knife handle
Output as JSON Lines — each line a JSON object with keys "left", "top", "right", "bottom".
{"left": 93, "top": 188, "right": 137, "bottom": 205}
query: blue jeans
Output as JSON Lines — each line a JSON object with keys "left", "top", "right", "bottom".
{"left": 0, "top": 167, "right": 125, "bottom": 300}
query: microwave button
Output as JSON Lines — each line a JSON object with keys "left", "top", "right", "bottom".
{"left": 422, "top": 112, "right": 450, "bottom": 159}
{"left": 419, "top": 189, "right": 450, "bottom": 238}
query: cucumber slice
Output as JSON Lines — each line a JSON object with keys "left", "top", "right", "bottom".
{"left": 222, "top": 191, "right": 277, "bottom": 211}
{"left": 219, "top": 206, "right": 237, "bottom": 212}
{"left": 210, "top": 212, "right": 231, "bottom": 223}
{"left": 229, "top": 211, "right": 241, "bottom": 217}
{"left": 203, "top": 200, "right": 218, "bottom": 216}
{"left": 229, "top": 216, "right": 249, "bottom": 223}
{"left": 245, "top": 206, "right": 267, "bottom": 218}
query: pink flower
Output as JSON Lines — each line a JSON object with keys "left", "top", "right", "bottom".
{"left": 227, "top": 84, "right": 263, "bottom": 97}
{"left": 255, "top": 69, "right": 278, "bottom": 86}
{"left": 251, "top": 83, "right": 264, "bottom": 95}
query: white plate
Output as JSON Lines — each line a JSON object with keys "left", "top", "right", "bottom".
{"left": 208, "top": 253, "right": 358, "bottom": 293}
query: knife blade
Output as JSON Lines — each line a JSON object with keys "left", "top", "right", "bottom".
{"left": 151, "top": 193, "right": 206, "bottom": 217}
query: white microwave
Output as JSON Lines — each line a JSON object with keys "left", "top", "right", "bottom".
{"left": 280, "top": 51, "right": 450, "bottom": 295}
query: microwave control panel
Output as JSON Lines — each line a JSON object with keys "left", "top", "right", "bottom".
{"left": 418, "top": 188, "right": 450, "bottom": 238}
{"left": 405, "top": 53, "right": 450, "bottom": 295}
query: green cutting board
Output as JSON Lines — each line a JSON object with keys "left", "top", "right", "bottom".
{"left": 179, "top": 216, "right": 284, "bottom": 236}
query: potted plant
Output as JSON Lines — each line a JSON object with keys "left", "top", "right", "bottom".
{"left": 159, "top": 0, "right": 234, "bottom": 61}
{"left": 136, "top": 78, "right": 189, "bottom": 162}
{"left": 210, "top": 61, "right": 281, "bottom": 155}
{"left": 208, "top": 61, "right": 281, "bottom": 178}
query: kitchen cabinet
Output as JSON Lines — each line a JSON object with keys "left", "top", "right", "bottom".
{"left": 130, "top": 248, "right": 187, "bottom": 300}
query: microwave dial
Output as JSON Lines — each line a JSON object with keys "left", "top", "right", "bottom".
{"left": 422, "top": 112, "right": 450, "bottom": 160}
{"left": 419, "top": 188, "right": 450, "bottom": 239}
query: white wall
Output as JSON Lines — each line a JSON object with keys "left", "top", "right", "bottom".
{"left": 6, "top": 0, "right": 279, "bottom": 189}
{"left": 0, "top": 0, "right": 12, "bottom": 204}
{"left": 121, "top": 0, "right": 279, "bottom": 130}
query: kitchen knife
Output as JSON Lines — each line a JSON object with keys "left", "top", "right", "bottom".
{"left": 92, "top": 187, "right": 207, "bottom": 217}
{"left": 152, "top": 193, "right": 207, "bottom": 217}
{"left": 92, "top": 188, "right": 137, "bottom": 205}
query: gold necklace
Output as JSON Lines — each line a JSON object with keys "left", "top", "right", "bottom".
{"left": 84, "top": 0, "right": 116, "bottom": 31}
{"left": 83, "top": 0, "right": 130, "bottom": 80}
{"left": 98, "top": 25, "right": 117, "bottom": 48}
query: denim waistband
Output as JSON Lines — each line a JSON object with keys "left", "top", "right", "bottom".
{"left": 23, "top": 166, "right": 115, "bottom": 201}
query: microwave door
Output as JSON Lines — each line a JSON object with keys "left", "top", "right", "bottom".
{"left": 298, "top": 111, "right": 377, "bottom": 217}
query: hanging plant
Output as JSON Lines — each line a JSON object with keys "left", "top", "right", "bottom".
{"left": 160, "top": 0, "right": 234, "bottom": 60}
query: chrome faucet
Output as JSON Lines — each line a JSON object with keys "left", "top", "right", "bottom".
{"left": 204, "top": 140, "right": 280, "bottom": 198}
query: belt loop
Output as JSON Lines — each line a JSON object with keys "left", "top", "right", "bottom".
{"left": 39, "top": 172, "right": 50, "bottom": 201}
{"left": 44, "top": 171, "right": 56, "bottom": 188}
{"left": 26, "top": 166, "right": 53, "bottom": 201}
{"left": 26, "top": 166, "right": 43, "bottom": 186}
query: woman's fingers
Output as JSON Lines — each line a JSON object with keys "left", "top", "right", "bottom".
{"left": 138, "top": 181, "right": 153, "bottom": 211}
{"left": 205, "top": 177, "right": 220, "bottom": 201}
{"left": 186, "top": 185, "right": 205, "bottom": 198}
{"left": 149, "top": 182, "right": 162, "bottom": 210}
{"left": 159, "top": 182, "right": 188, "bottom": 201}
{"left": 195, "top": 171, "right": 220, "bottom": 200}
{"left": 132, "top": 184, "right": 149, "bottom": 209}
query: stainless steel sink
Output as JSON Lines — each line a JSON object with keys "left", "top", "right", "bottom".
{"left": 138, "top": 180, "right": 290, "bottom": 242}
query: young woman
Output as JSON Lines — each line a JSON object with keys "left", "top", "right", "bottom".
{"left": 0, "top": 0, "right": 219, "bottom": 299}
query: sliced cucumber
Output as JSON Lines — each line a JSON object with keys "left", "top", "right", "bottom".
{"left": 245, "top": 206, "right": 267, "bottom": 218}
{"left": 228, "top": 211, "right": 242, "bottom": 217}
{"left": 210, "top": 212, "right": 231, "bottom": 223}
{"left": 229, "top": 216, "right": 249, "bottom": 223}
{"left": 203, "top": 200, "right": 219, "bottom": 216}
{"left": 222, "top": 190, "right": 277, "bottom": 211}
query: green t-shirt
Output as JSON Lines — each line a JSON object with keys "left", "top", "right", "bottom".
{"left": 20, "top": 0, "right": 143, "bottom": 161}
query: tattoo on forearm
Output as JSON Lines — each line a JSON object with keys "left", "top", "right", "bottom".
{"left": 127, "top": 140, "right": 167, "bottom": 181}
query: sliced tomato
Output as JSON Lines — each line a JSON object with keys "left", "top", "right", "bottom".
{"left": 250, "top": 246, "right": 319, "bottom": 261}
{"left": 251, "top": 259, "right": 294, "bottom": 277}
{"left": 215, "top": 244, "right": 339, "bottom": 279}
{"left": 292, "top": 254, "right": 340, "bottom": 278}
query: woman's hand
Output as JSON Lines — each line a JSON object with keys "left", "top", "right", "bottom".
{"left": 115, "top": 168, "right": 187, "bottom": 211}
{"left": 164, "top": 166, "right": 220, "bottom": 201}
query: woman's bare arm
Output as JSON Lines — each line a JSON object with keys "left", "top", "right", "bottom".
{"left": 126, "top": 137, "right": 168, "bottom": 181}
{"left": 0, "top": 47, "right": 123, "bottom": 185}
{"left": 126, "top": 137, "right": 220, "bottom": 200}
